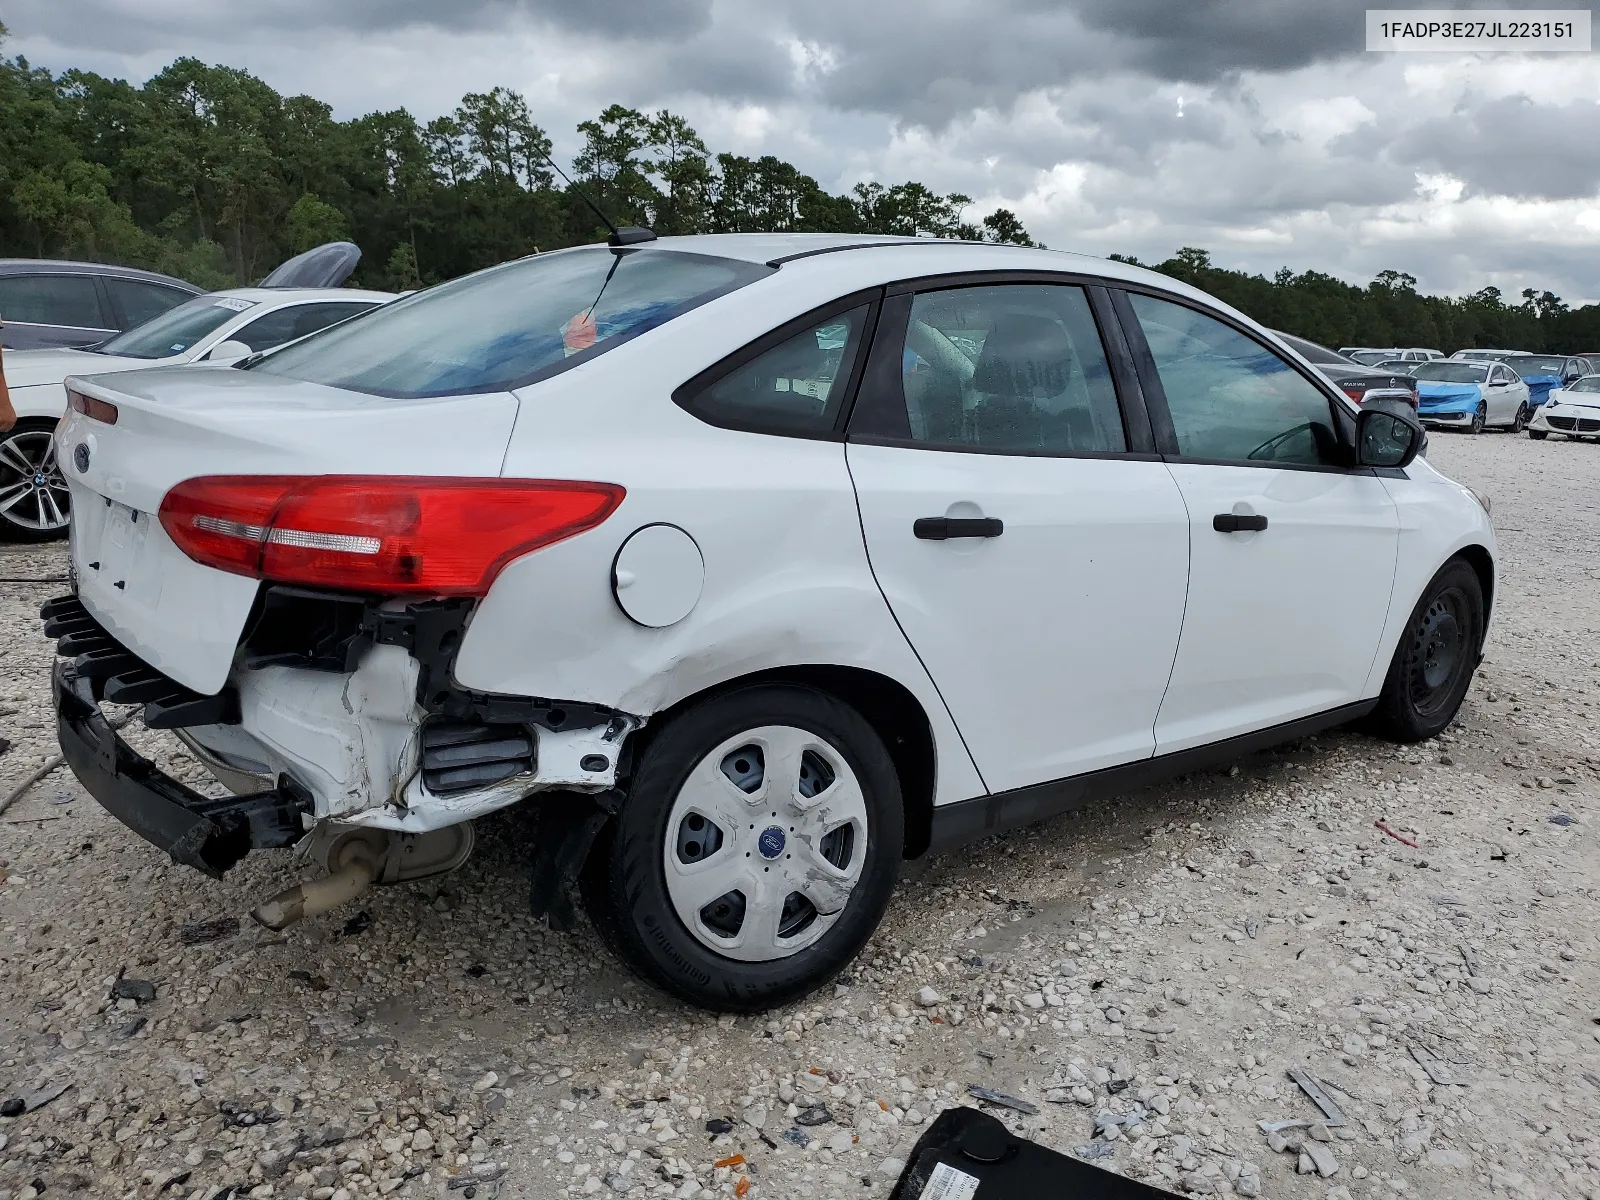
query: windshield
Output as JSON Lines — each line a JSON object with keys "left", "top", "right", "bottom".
{"left": 1411, "top": 363, "right": 1488, "bottom": 383}
{"left": 1513, "top": 356, "right": 1566, "bottom": 377}
{"left": 96, "top": 295, "right": 251, "bottom": 359}
{"left": 255, "top": 246, "right": 772, "bottom": 398}
{"left": 1568, "top": 376, "right": 1600, "bottom": 393}
{"left": 1347, "top": 350, "right": 1393, "bottom": 365}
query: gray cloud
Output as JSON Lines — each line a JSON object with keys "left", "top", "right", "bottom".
{"left": 1381, "top": 95, "right": 1600, "bottom": 200}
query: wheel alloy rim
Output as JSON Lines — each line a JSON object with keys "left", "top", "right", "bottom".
{"left": 0, "top": 430, "right": 71, "bottom": 533}
{"left": 1471, "top": 404, "right": 1485, "bottom": 434}
{"left": 1405, "top": 587, "right": 1469, "bottom": 718}
{"left": 663, "top": 725, "right": 868, "bottom": 963}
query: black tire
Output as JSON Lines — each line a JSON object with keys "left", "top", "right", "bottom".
{"left": 1528, "top": 428, "right": 1549, "bottom": 440}
{"left": 580, "top": 684, "right": 903, "bottom": 1011}
{"left": 1468, "top": 402, "right": 1486, "bottom": 435}
{"left": 1509, "top": 403, "right": 1528, "bottom": 433}
{"left": 1365, "top": 559, "right": 1484, "bottom": 743}
{"left": 0, "top": 419, "right": 72, "bottom": 542}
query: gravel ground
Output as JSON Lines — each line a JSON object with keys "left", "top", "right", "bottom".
{"left": 2, "top": 433, "right": 1597, "bottom": 1200}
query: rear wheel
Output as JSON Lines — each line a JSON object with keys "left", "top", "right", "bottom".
{"left": 1509, "top": 403, "right": 1528, "bottom": 433}
{"left": 1468, "top": 402, "right": 1486, "bottom": 435}
{"left": 580, "top": 684, "right": 903, "bottom": 1011}
{"left": 0, "top": 419, "right": 71, "bottom": 542}
{"left": 1365, "top": 559, "right": 1484, "bottom": 743}
{"left": 1528, "top": 428, "right": 1549, "bottom": 440}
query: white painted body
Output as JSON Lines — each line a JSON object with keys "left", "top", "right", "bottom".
{"left": 1528, "top": 379, "right": 1600, "bottom": 438}
{"left": 55, "top": 235, "right": 1496, "bottom": 839}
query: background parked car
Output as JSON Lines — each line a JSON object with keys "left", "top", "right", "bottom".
{"left": 1527, "top": 373, "right": 1600, "bottom": 441}
{"left": 1274, "top": 332, "right": 1419, "bottom": 408}
{"left": 0, "top": 260, "right": 201, "bottom": 350}
{"left": 0, "top": 243, "right": 391, "bottom": 542}
{"left": 1342, "top": 347, "right": 1444, "bottom": 365}
{"left": 1409, "top": 359, "right": 1530, "bottom": 433}
{"left": 1451, "top": 349, "right": 1523, "bottom": 363}
{"left": 1504, "top": 353, "right": 1594, "bottom": 409}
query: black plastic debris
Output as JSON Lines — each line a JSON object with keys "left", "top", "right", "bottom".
{"left": 705, "top": 1117, "right": 734, "bottom": 1135}
{"left": 341, "top": 910, "right": 372, "bottom": 937}
{"left": 795, "top": 1104, "right": 833, "bottom": 1127}
{"left": 890, "top": 1106, "right": 1182, "bottom": 1199}
{"left": 780, "top": 1127, "right": 810, "bottom": 1147}
{"left": 0, "top": 1099, "right": 22, "bottom": 1118}
{"left": 1549, "top": 813, "right": 1575, "bottom": 827}
{"left": 109, "top": 978, "right": 156, "bottom": 1004}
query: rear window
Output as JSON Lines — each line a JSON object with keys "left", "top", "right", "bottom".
{"left": 254, "top": 246, "right": 772, "bottom": 398}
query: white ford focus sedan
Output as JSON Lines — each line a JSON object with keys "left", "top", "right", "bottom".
{"left": 45, "top": 234, "right": 1495, "bottom": 1010}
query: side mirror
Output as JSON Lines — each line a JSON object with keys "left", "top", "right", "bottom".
{"left": 207, "top": 339, "right": 253, "bottom": 363}
{"left": 1356, "top": 399, "right": 1424, "bottom": 469}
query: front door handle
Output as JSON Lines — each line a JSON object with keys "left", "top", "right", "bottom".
{"left": 1213, "top": 513, "right": 1268, "bottom": 533}
{"left": 914, "top": 517, "right": 1004, "bottom": 540}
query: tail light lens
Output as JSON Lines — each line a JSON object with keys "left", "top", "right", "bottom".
{"left": 67, "top": 388, "right": 119, "bottom": 425}
{"left": 159, "top": 477, "right": 624, "bottom": 595}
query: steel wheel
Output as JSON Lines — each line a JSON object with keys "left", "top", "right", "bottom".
{"left": 663, "top": 725, "right": 869, "bottom": 962}
{"left": 1468, "top": 402, "right": 1486, "bottom": 435}
{"left": 1403, "top": 589, "right": 1470, "bottom": 719}
{"left": 1367, "top": 559, "right": 1484, "bottom": 743}
{"left": 0, "top": 422, "right": 72, "bottom": 540}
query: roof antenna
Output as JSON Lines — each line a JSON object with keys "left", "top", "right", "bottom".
{"left": 536, "top": 148, "right": 656, "bottom": 249}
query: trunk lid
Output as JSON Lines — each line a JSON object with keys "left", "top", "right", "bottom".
{"left": 58, "top": 366, "right": 520, "bottom": 694}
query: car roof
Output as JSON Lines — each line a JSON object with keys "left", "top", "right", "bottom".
{"left": 0, "top": 259, "right": 202, "bottom": 291}
{"left": 204, "top": 286, "right": 396, "bottom": 305}
{"left": 641, "top": 233, "right": 1250, "bottom": 320}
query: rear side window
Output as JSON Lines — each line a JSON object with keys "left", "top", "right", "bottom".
{"left": 677, "top": 305, "right": 871, "bottom": 436}
{"left": 880, "top": 284, "right": 1126, "bottom": 455}
{"left": 106, "top": 278, "right": 193, "bottom": 328}
{"left": 255, "top": 247, "right": 771, "bottom": 398}
{"left": 1129, "top": 292, "right": 1339, "bottom": 467}
{"left": 231, "top": 302, "right": 377, "bottom": 354}
{"left": 0, "top": 274, "right": 107, "bottom": 329}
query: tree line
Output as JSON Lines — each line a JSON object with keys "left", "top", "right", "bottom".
{"left": 2, "top": 28, "right": 1594, "bottom": 354}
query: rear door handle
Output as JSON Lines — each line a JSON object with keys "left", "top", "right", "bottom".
{"left": 914, "top": 517, "right": 1004, "bottom": 540}
{"left": 1213, "top": 513, "right": 1268, "bottom": 533}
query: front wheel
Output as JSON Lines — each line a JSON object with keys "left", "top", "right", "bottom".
{"left": 1528, "top": 428, "right": 1549, "bottom": 440}
{"left": 1510, "top": 403, "right": 1528, "bottom": 433}
{"left": 580, "top": 684, "right": 903, "bottom": 1011}
{"left": 1468, "top": 402, "right": 1486, "bottom": 435}
{"left": 1365, "top": 559, "right": 1484, "bottom": 743}
{"left": 0, "top": 419, "right": 72, "bottom": 542}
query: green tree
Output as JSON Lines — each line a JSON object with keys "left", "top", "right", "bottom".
{"left": 287, "top": 191, "right": 346, "bottom": 252}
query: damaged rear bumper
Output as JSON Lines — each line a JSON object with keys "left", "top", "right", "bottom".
{"left": 51, "top": 656, "right": 309, "bottom": 877}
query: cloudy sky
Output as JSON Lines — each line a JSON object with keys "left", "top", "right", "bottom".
{"left": 8, "top": 0, "right": 1600, "bottom": 300}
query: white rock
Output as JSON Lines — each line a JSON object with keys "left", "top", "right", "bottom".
{"left": 915, "top": 987, "right": 941, "bottom": 1007}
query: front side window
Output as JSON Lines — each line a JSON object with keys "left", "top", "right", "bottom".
{"left": 1129, "top": 292, "right": 1339, "bottom": 467}
{"left": 876, "top": 284, "right": 1126, "bottom": 454}
{"left": 97, "top": 295, "right": 253, "bottom": 359}
{"left": 680, "top": 305, "right": 870, "bottom": 435}
{"left": 230, "top": 302, "right": 378, "bottom": 355}
{"left": 255, "top": 247, "right": 771, "bottom": 398}
{"left": 0, "top": 274, "right": 106, "bottom": 329}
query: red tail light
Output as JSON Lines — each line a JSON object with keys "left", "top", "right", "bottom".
{"left": 159, "top": 477, "right": 624, "bottom": 595}
{"left": 67, "top": 388, "right": 119, "bottom": 425}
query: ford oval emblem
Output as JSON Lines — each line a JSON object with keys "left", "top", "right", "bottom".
{"left": 757, "top": 826, "right": 786, "bottom": 859}
{"left": 73, "top": 443, "right": 90, "bottom": 473}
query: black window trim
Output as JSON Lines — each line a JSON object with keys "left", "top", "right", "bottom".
{"left": 670, "top": 287, "right": 884, "bottom": 442}
{"left": 843, "top": 269, "right": 1159, "bottom": 462}
{"left": 0, "top": 270, "right": 116, "bottom": 332}
{"left": 1107, "top": 281, "right": 1374, "bottom": 477}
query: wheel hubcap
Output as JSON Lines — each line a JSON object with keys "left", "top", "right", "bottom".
{"left": 1406, "top": 589, "right": 1468, "bottom": 717}
{"left": 663, "top": 725, "right": 868, "bottom": 963}
{"left": 0, "top": 431, "right": 71, "bottom": 532}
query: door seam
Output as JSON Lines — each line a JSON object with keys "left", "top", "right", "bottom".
{"left": 842, "top": 443, "right": 992, "bottom": 796}
{"left": 1148, "top": 460, "right": 1194, "bottom": 756}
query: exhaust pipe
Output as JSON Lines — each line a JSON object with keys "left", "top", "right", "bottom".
{"left": 251, "top": 837, "right": 379, "bottom": 930}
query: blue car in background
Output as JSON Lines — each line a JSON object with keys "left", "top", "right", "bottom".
{"left": 1507, "top": 354, "right": 1595, "bottom": 408}
{"left": 1408, "top": 360, "right": 1532, "bottom": 434}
